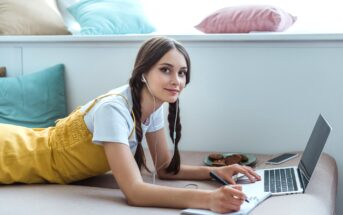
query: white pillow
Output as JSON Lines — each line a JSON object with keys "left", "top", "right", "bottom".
{"left": 56, "top": 0, "right": 81, "bottom": 34}
{"left": 0, "top": 0, "right": 70, "bottom": 35}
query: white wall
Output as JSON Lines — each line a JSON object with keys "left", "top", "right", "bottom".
{"left": 0, "top": 34, "right": 342, "bottom": 214}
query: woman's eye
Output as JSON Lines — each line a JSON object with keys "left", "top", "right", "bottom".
{"left": 160, "top": 67, "right": 169, "bottom": 73}
{"left": 179, "top": 71, "right": 187, "bottom": 77}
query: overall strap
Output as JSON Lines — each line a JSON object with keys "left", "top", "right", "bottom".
{"left": 83, "top": 93, "right": 136, "bottom": 139}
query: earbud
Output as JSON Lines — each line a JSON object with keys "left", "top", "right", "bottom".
{"left": 141, "top": 75, "right": 147, "bottom": 83}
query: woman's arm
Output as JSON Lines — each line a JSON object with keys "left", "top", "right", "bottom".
{"left": 146, "top": 128, "right": 260, "bottom": 183}
{"left": 103, "top": 142, "right": 245, "bottom": 212}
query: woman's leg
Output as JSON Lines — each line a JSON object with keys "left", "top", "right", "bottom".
{"left": 0, "top": 124, "right": 56, "bottom": 184}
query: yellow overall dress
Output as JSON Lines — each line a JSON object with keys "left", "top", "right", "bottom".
{"left": 0, "top": 94, "right": 134, "bottom": 184}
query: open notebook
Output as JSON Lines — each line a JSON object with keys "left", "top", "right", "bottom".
{"left": 181, "top": 191, "right": 271, "bottom": 215}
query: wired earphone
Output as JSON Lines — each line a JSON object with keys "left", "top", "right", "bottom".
{"left": 141, "top": 74, "right": 179, "bottom": 184}
{"left": 141, "top": 74, "right": 198, "bottom": 189}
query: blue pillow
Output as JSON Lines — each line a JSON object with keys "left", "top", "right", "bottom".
{"left": 0, "top": 64, "right": 67, "bottom": 128}
{"left": 67, "top": 0, "right": 155, "bottom": 35}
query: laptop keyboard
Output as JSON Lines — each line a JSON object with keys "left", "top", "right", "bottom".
{"left": 264, "top": 168, "right": 298, "bottom": 193}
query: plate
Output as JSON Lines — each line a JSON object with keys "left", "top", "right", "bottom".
{"left": 203, "top": 153, "right": 257, "bottom": 167}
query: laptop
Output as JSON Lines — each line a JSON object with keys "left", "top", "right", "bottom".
{"left": 239, "top": 114, "right": 332, "bottom": 196}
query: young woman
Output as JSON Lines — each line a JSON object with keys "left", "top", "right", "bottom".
{"left": 0, "top": 36, "right": 260, "bottom": 213}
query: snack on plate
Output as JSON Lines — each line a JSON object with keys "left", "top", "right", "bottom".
{"left": 207, "top": 153, "right": 249, "bottom": 166}
{"left": 212, "top": 159, "right": 226, "bottom": 166}
{"left": 208, "top": 153, "right": 224, "bottom": 161}
{"left": 224, "top": 154, "right": 242, "bottom": 165}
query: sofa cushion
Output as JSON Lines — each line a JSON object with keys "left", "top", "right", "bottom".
{"left": 67, "top": 0, "right": 155, "bottom": 35}
{"left": 195, "top": 5, "right": 297, "bottom": 33}
{"left": 0, "top": 64, "right": 67, "bottom": 128}
{"left": 0, "top": 0, "right": 70, "bottom": 35}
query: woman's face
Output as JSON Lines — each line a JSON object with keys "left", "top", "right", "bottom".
{"left": 144, "top": 48, "right": 188, "bottom": 103}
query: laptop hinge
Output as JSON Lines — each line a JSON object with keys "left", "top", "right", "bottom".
{"left": 297, "top": 168, "right": 305, "bottom": 192}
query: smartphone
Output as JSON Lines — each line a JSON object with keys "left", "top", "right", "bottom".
{"left": 265, "top": 153, "right": 298, "bottom": 165}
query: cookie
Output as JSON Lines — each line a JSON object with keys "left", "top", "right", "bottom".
{"left": 208, "top": 153, "right": 224, "bottom": 161}
{"left": 212, "top": 159, "right": 226, "bottom": 166}
{"left": 224, "top": 154, "right": 242, "bottom": 165}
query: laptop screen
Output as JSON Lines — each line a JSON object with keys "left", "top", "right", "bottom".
{"left": 298, "top": 114, "right": 331, "bottom": 190}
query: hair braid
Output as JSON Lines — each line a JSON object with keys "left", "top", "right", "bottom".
{"left": 166, "top": 100, "right": 181, "bottom": 174}
{"left": 130, "top": 84, "right": 150, "bottom": 172}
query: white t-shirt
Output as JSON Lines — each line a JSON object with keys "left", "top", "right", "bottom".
{"left": 80, "top": 85, "right": 164, "bottom": 151}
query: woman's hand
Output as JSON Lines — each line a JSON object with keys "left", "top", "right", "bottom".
{"left": 213, "top": 164, "right": 261, "bottom": 184}
{"left": 209, "top": 185, "right": 246, "bottom": 213}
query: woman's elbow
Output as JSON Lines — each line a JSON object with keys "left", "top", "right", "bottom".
{"left": 126, "top": 196, "right": 141, "bottom": 206}
{"left": 124, "top": 183, "right": 148, "bottom": 207}
{"left": 126, "top": 192, "right": 150, "bottom": 207}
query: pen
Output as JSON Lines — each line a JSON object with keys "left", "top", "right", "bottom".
{"left": 209, "top": 171, "right": 249, "bottom": 203}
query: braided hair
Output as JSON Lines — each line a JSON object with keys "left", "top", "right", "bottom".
{"left": 128, "top": 37, "right": 191, "bottom": 174}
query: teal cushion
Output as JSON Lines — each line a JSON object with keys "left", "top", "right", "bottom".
{"left": 67, "top": 0, "right": 155, "bottom": 35}
{"left": 0, "top": 64, "right": 67, "bottom": 128}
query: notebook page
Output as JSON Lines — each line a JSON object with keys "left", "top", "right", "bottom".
{"left": 180, "top": 192, "right": 271, "bottom": 215}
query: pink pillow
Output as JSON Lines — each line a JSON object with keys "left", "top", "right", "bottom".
{"left": 195, "top": 5, "right": 297, "bottom": 33}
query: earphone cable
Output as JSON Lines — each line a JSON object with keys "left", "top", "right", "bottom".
{"left": 143, "top": 76, "right": 178, "bottom": 184}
